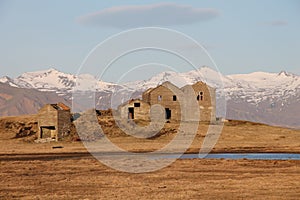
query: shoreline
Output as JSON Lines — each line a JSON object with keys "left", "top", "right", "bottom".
{"left": 1, "top": 151, "right": 300, "bottom": 162}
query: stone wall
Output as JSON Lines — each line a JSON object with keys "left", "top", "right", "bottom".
{"left": 182, "top": 82, "right": 216, "bottom": 122}
{"left": 119, "top": 99, "right": 150, "bottom": 121}
{"left": 37, "top": 104, "right": 71, "bottom": 141}
{"left": 143, "top": 81, "right": 216, "bottom": 122}
{"left": 144, "top": 82, "right": 182, "bottom": 121}
{"left": 37, "top": 105, "right": 58, "bottom": 140}
{"left": 57, "top": 110, "right": 71, "bottom": 139}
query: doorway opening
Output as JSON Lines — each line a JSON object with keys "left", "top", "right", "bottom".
{"left": 165, "top": 108, "right": 171, "bottom": 120}
{"left": 40, "top": 126, "right": 56, "bottom": 139}
{"left": 128, "top": 107, "right": 134, "bottom": 119}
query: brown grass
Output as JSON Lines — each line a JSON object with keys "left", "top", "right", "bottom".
{"left": 0, "top": 158, "right": 299, "bottom": 199}
{"left": 0, "top": 115, "right": 299, "bottom": 154}
{"left": 0, "top": 115, "right": 300, "bottom": 199}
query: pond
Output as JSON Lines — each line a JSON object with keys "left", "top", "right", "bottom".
{"left": 157, "top": 153, "right": 300, "bottom": 160}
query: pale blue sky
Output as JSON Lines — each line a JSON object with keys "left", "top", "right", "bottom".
{"left": 0, "top": 0, "right": 299, "bottom": 81}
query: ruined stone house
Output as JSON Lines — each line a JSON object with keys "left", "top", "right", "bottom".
{"left": 142, "top": 81, "right": 183, "bottom": 121}
{"left": 181, "top": 81, "right": 216, "bottom": 122}
{"left": 37, "top": 102, "right": 71, "bottom": 141}
{"left": 119, "top": 81, "right": 216, "bottom": 122}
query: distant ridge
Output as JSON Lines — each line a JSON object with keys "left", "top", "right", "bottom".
{"left": 0, "top": 83, "right": 70, "bottom": 116}
{"left": 0, "top": 67, "right": 299, "bottom": 129}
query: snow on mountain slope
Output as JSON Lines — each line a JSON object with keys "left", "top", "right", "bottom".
{"left": 227, "top": 71, "right": 300, "bottom": 104}
{"left": 121, "top": 68, "right": 299, "bottom": 129}
{"left": 1, "top": 67, "right": 299, "bottom": 105}
{"left": 0, "top": 68, "right": 118, "bottom": 96}
{"left": 122, "top": 66, "right": 232, "bottom": 93}
{"left": 228, "top": 71, "right": 299, "bottom": 90}
{"left": 0, "top": 76, "right": 19, "bottom": 87}
{"left": 0, "top": 67, "right": 299, "bottom": 128}
{"left": 12, "top": 68, "right": 76, "bottom": 94}
{"left": 122, "top": 67, "right": 299, "bottom": 106}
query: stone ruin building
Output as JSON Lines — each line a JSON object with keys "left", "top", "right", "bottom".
{"left": 118, "top": 81, "right": 216, "bottom": 122}
{"left": 37, "top": 102, "right": 71, "bottom": 141}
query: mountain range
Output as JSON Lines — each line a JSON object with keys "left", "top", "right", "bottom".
{"left": 0, "top": 67, "right": 299, "bottom": 129}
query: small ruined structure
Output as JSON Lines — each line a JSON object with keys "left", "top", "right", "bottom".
{"left": 37, "top": 102, "right": 71, "bottom": 141}
{"left": 119, "top": 81, "right": 216, "bottom": 122}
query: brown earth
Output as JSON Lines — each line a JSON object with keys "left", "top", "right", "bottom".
{"left": 0, "top": 115, "right": 300, "bottom": 199}
{"left": 0, "top": 158, "right": 299, "bottom": 199}
{"left": 0, "top": 114, "right": 299, "bottom": 154}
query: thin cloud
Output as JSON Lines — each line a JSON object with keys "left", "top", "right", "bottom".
{"left": 263, "top": 20, "right": 288, "bottom": 27}
{"left": 77, "top": 3, "right": 220, "bottom": 28}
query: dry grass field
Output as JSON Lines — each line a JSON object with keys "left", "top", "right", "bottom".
{"left": 0, "top": 158, "right": 299, "bottom": 199}
{"left": 0, "top": 115, "right": 300, "bottom": 199}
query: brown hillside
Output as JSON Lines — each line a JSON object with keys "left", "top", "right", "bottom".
{"left": 0, "top": 113, "right": 299, "bottom": 154}
{"left": 0, "top": 83, "right": 70, "bottom": 116}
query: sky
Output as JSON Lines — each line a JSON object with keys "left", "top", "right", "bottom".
{"left": 0, "top": 0, "right": 299, "bottom": 82}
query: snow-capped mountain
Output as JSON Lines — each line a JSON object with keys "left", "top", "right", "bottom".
{"left": 0, "top": 67, "right": 299, "bottom": 128}
{"left": 1, "top": 68, "right": 118, "bottom": 96}
{"left": 122, "top": 66, "right": 230, "bottom": 92}
{"left": 123, "top": 67, "right": 299, "bottom": 109}
{"left": 1, "top": 68, "right": 76, "bottom": 95}
{"left": 227, "top": 71, "right": 299, "bottom": 104}
{"left": 0, "top": 76, "right": 19, "bottom": 87}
